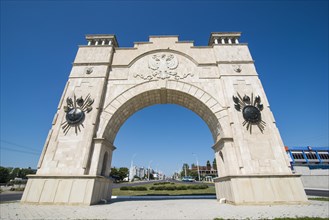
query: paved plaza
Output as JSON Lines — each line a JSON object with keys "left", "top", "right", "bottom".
{"left": 1, "top": 197, "right": 328, "bottom": 220}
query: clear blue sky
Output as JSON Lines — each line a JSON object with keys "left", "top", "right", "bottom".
{"left": 1, "top": 1, "right": 328, "bottom": 176}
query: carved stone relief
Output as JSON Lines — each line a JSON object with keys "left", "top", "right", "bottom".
{"left": 85, "top": 67, "right": 93, "bottom": 75}
{"left": 232, "top": 64, "right": 242, "bottom": 73}
{"left": 133, "top": 53, "right": 194, "bottom": 80}
{"left": 62, "top": 94, "right": 94, "bottom": 135}
{"left": 233, "top": 93, "right": 266, "bottom": 133}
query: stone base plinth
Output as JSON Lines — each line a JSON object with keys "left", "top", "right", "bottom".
{"left": 214, "top": 174, "right": 308, "bottom": 205}
{"left": 21, "top": 175, "right": 112, "bottom": 205}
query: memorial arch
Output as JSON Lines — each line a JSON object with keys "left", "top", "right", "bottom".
{"left": 21, "top": 33, "right": 308, "bottom": 205}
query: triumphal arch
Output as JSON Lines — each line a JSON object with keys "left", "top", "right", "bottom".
{"left": 21, "top": 33, "right": 308, "bottom": 205}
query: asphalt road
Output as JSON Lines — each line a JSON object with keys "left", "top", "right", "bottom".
{"left": 1, "top": 183, "right": 328, "bottom": 202}
{"left": 305, "top": 189, "right": 329, "bottom": 197}
{"left": 0, "top": 192, "right": 23, "bottom": 202}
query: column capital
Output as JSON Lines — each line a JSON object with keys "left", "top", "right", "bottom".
{"left": 212, "top": 137, "right": 234, "bottom": 152}
{"left": 93, "top": 138, "right": 116, "bottom": 151}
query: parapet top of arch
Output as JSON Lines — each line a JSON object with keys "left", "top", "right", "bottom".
{"left": 112, "top": 48, "right": 211, "bottom": 68}
{"left": 111, "top": 36, "right": 220, "bottom": 67}
{"left": 127, "top": 49, "right": 200, "bottom": 67}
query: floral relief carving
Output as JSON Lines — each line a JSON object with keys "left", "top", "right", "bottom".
{"left": 134, "top": 53, "right": 194, "bottom": 80}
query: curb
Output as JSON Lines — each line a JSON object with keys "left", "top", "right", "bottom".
{"left": 111, "top": 195, "right": 216, "bottom": 199}
{"left": 304, "top": 188, "right": 329, "bottom": 191}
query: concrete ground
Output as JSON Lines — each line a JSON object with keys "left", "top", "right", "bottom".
{"left": 1, "top": 197, "right": 328, "bottom": 220}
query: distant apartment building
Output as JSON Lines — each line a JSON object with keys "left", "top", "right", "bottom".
{"left": 129, "top": 166, "right": 163, "bottom": 180}
{"left": 130, "top": 166, "right": 147, "bottom": 179}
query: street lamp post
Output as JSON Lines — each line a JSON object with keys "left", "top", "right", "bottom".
{"left": 184, "top": 164, "right": 187, "bottom": 177}
{"left": 193, "top": 153, "right": 201, "bottom": 181}
{"left": 148, "top": 160, "right": 153, "bottom": 181}
{"left": 129, "top": 154, "right": 137, "bottom": 182}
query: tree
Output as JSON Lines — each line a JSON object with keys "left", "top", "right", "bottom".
{"left": 0, "top": 167, "right": 10, "bottom": 183}
{"left": 110, "top": 167, "right": 119, "bottom": 177}
{"left": 212, "top": 158, "right": 217, "bottom": 170}
{"left": 181, "top": 163, "right": 189, "bottom": 177}
{"left": 110, "top": 167, "right": 129, "bottom": 181}
{"left": 206, "top": 160, "right": 211, "bottom": 170}
{"left": 9, "top": 168, "right": 22, "bottom": 180}
{"left": 20, "top": 167, "right": 36, "bottom": 178}
{"left": 189, "top": 170, "right": 199, "bottom": 180}
{"left": 118, "top": 167, "right": 129, "bottom": 180}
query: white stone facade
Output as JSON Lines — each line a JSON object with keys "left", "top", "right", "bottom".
{"left": 21, "top": 33, "right": 308, "bottom": 205}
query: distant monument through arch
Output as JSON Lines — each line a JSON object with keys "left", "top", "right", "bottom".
{"left": 21, "top": 33, "right": 308, "bottom": 205}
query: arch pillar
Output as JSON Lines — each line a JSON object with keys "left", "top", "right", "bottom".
{"left": 21, "top": 138, "right": 115, "bottom": 205}
{"left": 212, "top": 137, "right": 307, "bottom": 204}
{"left": 88, "top": 138, "right": 116, "bottom": 176}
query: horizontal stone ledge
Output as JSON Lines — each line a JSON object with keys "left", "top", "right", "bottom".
{"left": 73, "top": 62, "right": 111, "bottom": 66}
{"left": 26, "top": 174, "right": 111, "bottom": 180}
{"left": 212, "top": 43, "right": 249, "bottom": 46}
{"left": 214, "top": 173, "right": 302, "bottom": 182}
{"left": 216, "top": 60, "right": 255, "bottom": 64}
{"left": 79, "top": 45, "right": 115, "bottom": 48}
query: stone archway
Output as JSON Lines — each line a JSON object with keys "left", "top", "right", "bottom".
{"left": 21, "top": 33, "right": 308, "bottom": 205}
{"left": 100, "top": 80, "right": 226, "bottom": 143}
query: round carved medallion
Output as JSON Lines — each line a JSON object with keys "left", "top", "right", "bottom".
{"left": 242, "top": 106, "right": 261, "bottom": 123}
{"left": 233, "top": 93, "right": 266, "bottom": 133}
{"left": 66, "top": 108, "right": 85, "bottom": 125}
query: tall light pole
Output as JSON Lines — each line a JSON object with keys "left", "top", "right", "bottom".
{"left": 148, "top": 160, "right": 153, "bottom": 181}
{"left": 177, "top": 163, "right": 182, "bottom": 179}
{"left": 184, "top": 164, "right": 187, "bottom": 177}
{"left": 129, "top": 154, "right": 137, "bottom": 182}
{"left": 156, "top": 163, "right": 159, "bottom": 180}
{"left": 181, "top": 160, "right": 187, "bottom": 178}
{"left": 193, "top": 153, "right": 201, "bottom": 181}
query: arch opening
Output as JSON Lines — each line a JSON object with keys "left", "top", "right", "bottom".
{"left": 113, "top": 104, "right": 216, "bottom": 178}
{"left": 101, "top": 151, "right": 109, "bottom": 176}
{"left": 102, "top": 88, "right": 223, "bottom": 144}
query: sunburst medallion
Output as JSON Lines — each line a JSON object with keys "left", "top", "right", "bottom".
{"left": 61, "top": 94, "right": 94, "bottom": 135}
{"left": 233, "top": 93, "right": 266, "bottom": 133}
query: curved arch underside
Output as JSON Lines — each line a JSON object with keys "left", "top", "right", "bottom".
{"left": 103, "top": 89, "right": 222, "bottom": 144}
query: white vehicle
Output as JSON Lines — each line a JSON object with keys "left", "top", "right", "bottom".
{"left": 182, "top": 176, "right": 195, "bottom": 182}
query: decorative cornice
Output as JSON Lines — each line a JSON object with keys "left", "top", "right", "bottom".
{"left": 216, "top": 61, "right": 254, "bottom": 64}
{"left": 26, "top": 174, "right": 113, "bottom": 179}
{"left": 213, "top": 173, "right": 302, "bottom": 182}
{"left": 209, "top": 32, "right": 242, "bottom": 46}
{"left": 85, "top": 34, "right": 119, "bottom": 47}
{"left": 73, "top": 62, "right": 111, "bottom": 66}
{"left": 149, "top": 35, "right": 179, "bottom": 38}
